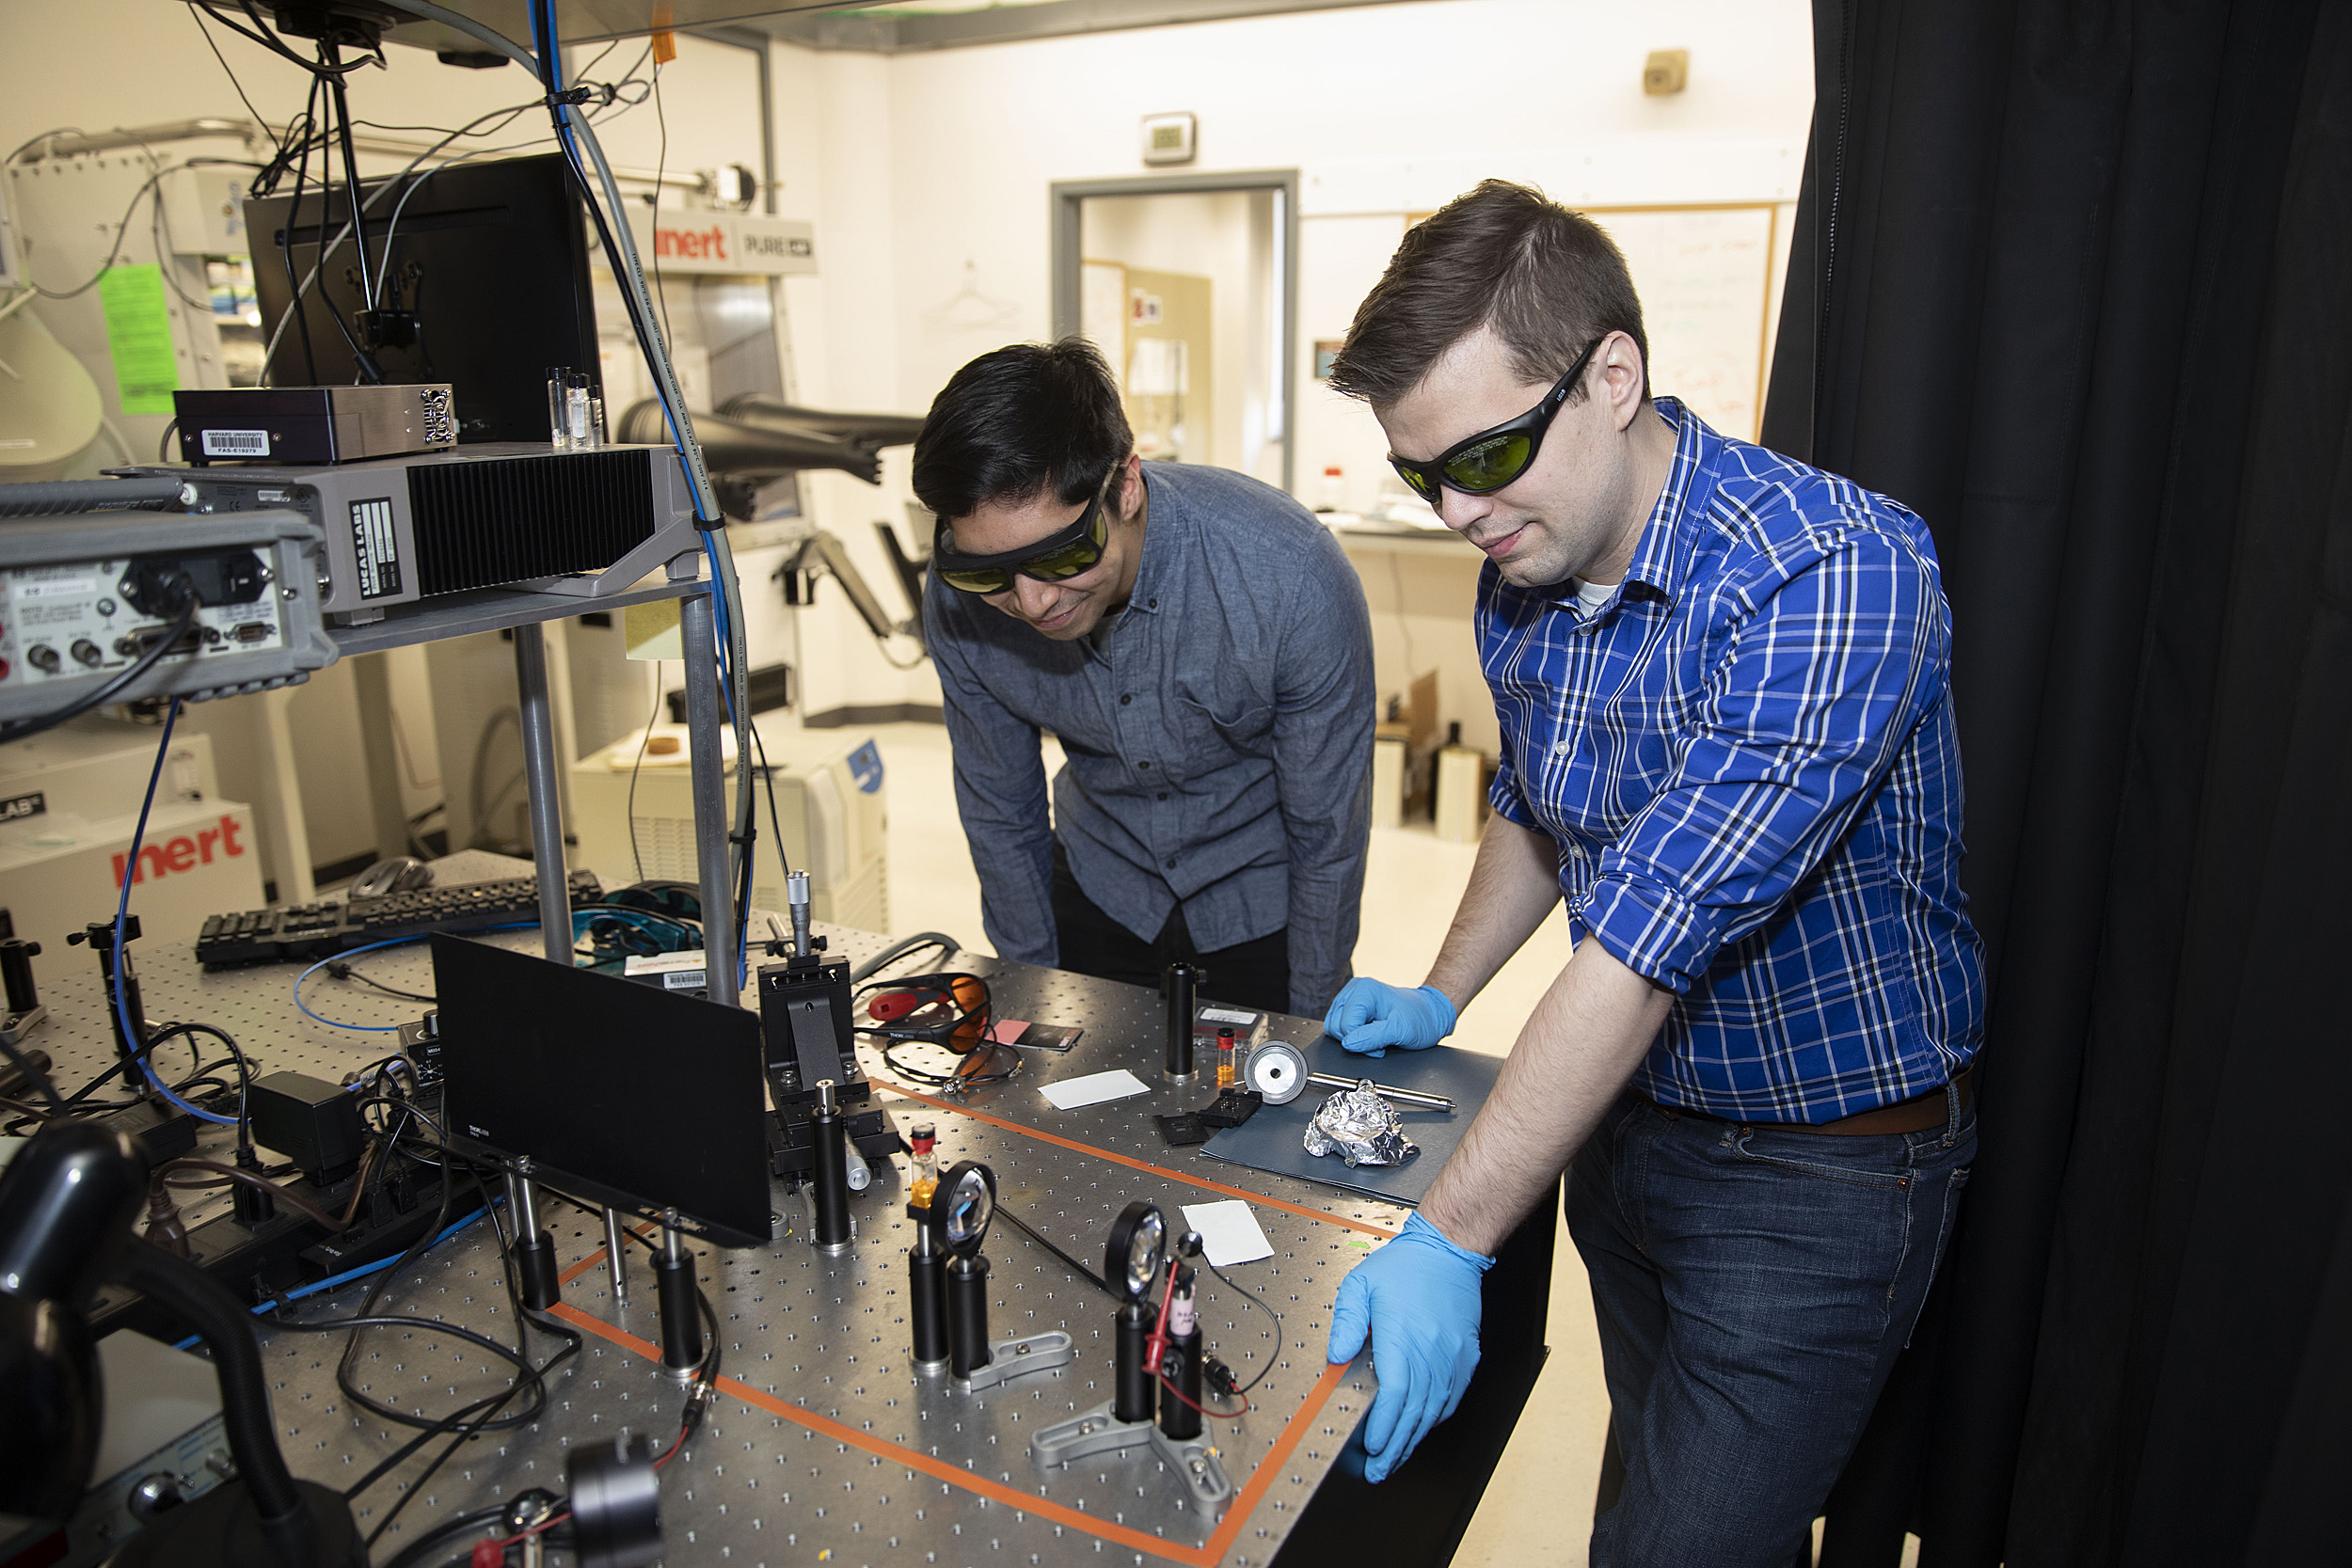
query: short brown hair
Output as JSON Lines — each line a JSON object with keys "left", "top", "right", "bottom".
{"left": 1327, "top": 180, "right": 1649, "bottom": 408}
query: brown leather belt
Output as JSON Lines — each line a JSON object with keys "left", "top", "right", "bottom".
{"left": 1644, "top": 1065, "right": 1974, "bottom": 1137}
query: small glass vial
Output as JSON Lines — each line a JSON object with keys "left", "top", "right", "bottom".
{"left": 908, "top": 1121, "right": 939, "bottom": 1208}
{"left": 547, "top": 367, "right": 572, "bottom": 451}
{"left": 1216, "top": 1027, "right": 1238, "bottom": 1090}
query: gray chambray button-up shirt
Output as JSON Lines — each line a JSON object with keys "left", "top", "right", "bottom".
{"left": 922, "top": 461, "right": 1375, "bottom": 1016}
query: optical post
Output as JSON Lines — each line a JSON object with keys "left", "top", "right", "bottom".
{"left": 1029, "top": 1201, "right": 1233, "bottom": 1507}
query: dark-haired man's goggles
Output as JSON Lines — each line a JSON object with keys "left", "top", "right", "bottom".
{"left": 1386, "top": 336, "right": 1603, "bottom": 502}
{"left": 933, "top": 490, "right": 1111, "bottom": 595}
{"left": 861, "top": 971, "right": 993, "bottom": 1053}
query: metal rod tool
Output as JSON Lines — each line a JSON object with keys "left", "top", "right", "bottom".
{"left": 1242, "top": 1038, "right": 1455, "bottom": 1112}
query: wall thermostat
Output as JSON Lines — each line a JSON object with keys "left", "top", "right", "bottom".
{"left": 1140, "top": 112, "right": 1197, "bottom": 166}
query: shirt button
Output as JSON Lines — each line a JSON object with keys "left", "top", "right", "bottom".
{"left": 1149, "top": 597, "right": 1158, "bottom": 609}
{"left": 1165, "top": 858, "right": 1176, "bottom": 869}
{"left": 1139, "top": 761, "right": 1152, "bottom": 770}
{"left": 1157, "top": 792, "right": 1168, "bottom": 801}
{"left": 1553, "top": 739, "right": 1572, "bottom": 754}
{"left": 1120, "top": 694, "right": 1133, "bottom": 705}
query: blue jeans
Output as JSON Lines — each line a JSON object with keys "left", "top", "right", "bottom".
{"left": 1569, "top": 1088, "right": 1976, "bottom": 1568}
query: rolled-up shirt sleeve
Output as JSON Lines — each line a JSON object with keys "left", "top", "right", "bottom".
{"left": 925, "top": 578, "right": 1057, "bottom": 967}
{"left": 1578, "top": 527, "right": 1947, "bottom": 993}
{"left": 1486, "top": 726, "right": 1543, "bottom": 831}
{"left": 1270, "top": 545, "right": 1376, "bottom": 1015}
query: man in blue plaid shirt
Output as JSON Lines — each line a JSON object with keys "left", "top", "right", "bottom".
{"left": 1317, "top": 182, "right": 1984, "bottom": 1564}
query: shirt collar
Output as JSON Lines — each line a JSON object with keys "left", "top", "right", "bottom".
{"left": 1611, "top": 396, "right": 1713, "bottom": 610}
{"left": 1517, "top": 398, "right": 1708, "bottom": 617}
{"left": 1118, "top": 465, "right": 1176, "bottom": 618}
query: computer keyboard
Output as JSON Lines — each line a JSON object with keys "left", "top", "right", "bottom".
{"left": 195, "top": 870, "right": 605, "bottom": 969}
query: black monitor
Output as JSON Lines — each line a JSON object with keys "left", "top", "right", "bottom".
{"left": 246, "top": 152, "right": 599, "bottom": 444}
{"left": 432, "top": 934, "right": 772, "bottom": 1246}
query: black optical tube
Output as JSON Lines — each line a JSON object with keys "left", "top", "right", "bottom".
{"left": 946, "top": 1254, "right": 992, "bottom": 1380}
{"left": 506, "top": 1173, "right": 561, "bottom": 1310}
{"left": 1114, "top": 1301, "right": 1155, "bottom": 1426}
{"left": 0, "top": 938, "right": 40, "bottom": 1014}
{"left": 909, "top": 1251, "right": 948, "bottom": 1369}
{"left": 1164, "top": 962, "right": 1201, "bottom": 1085}
{"left": 811, "top": 1082, "right": 852, "bottom": 1254}
{"left": 654, "top": 1243, "right": 703, "bottom": 1375}
{"left": 77, "top": 921, "right": 148, "bottom": 1080}
{"left": 908, "top": 1206, "right": 948, "bottom": 1370}
{"left": 1160, "top": 1331, "right": 1204, "bottom": 1441}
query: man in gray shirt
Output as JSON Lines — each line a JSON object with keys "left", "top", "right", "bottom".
{"left": 914, "top": 339, "right": 1375, "bottom": 1017}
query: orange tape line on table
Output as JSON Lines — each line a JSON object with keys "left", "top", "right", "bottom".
{"left": 876, "top": 1083, "right": 1400, "bottom": 1240}
{"left": 544, "top": 1302, "right": 1355, "bottom": 1567}
{"left": 556, "top": 1223, "right": 657, "bottom": 1287}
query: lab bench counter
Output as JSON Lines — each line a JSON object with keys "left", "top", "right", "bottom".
{"left": 26, "top": 918, "right": 1552, "bottom": 1568}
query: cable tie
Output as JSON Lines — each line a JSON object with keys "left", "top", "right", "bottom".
{"left": 546, "top": 87, "right": 596, "bottom": 106}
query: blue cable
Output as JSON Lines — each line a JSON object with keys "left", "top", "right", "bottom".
{"left": 531, "top": 0, "right": 741, "bottom": 986}
{"left": 292, "top": 921, "right": 537, "bottom": 1032}
{"left": 114, "top": 699, "right": 236, "bottom": 1127}
{"left": 168, "top": 1206, "right": 491, "bottom": 1352}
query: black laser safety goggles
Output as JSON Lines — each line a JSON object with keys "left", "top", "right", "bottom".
{"left": 1385, "top": 335, "right": 1604, "bottom": 502}
{"left": 932, "top": 482, "right": 1114, "bottom": 595}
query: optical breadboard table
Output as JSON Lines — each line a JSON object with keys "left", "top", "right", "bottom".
{"left": 24, "top": 905, "right": 1555, "bottom": 1568}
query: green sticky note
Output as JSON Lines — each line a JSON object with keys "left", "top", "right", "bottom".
{"left": 98, "top": 265, "right": 180, "bottom": 415}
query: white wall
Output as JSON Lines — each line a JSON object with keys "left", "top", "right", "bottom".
{"left": 778, "top": 0, "right": 1813, "bottom": 737}
{"left": 0, "top": 0, "right": 1813, "bottom": 833}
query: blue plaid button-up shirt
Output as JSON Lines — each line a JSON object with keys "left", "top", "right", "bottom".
{"left": 1484, "top": 400, "right": 1984, "bottom": 1123}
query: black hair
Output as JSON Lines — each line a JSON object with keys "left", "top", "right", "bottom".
{"left": 1328, "top": 180, "right": 1648, "bottom": 408}
{"left": 911, "top": 338, "right": 1134, "bottom": 521}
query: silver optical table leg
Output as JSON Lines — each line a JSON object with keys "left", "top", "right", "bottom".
{"left": 605, "top": 1205, "right": 629, "bottom": 1306}
{"left": 679, "top": 589, "right": 738, "bottom": 1006}
{"left": 511, "top": 622, "right": 572, "bottom": 964}
{"left": 512, "top": 623, "right": 579, "bottom": 1307}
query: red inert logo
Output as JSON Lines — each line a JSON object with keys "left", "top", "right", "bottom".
{"left": 653, "top": 224, "right": 728, "bottom": 261}
{"left": 112, "top": 814, "right": 246, "bottom": 887}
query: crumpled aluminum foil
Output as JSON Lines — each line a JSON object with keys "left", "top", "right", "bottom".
{"left": 1304, "top": 1081, "right": 1419, "bottom": 1167}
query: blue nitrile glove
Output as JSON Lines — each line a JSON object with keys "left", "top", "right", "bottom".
{"left": 1323, "top": 978, "right": 1456, "bottom": 1058}
{"left": 1326, "top": 1211, "right": 1492, "bottom": 1482}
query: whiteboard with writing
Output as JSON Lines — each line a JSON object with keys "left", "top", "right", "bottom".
{"left": 1584, "top": 205, "right": 1777, "bottom": 440}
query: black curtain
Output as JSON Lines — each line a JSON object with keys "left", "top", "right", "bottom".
{"left": 1757, "top": 1, "right": 2352, "bottom": 1563}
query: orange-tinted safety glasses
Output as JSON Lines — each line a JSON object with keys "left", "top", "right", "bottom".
{"left": 862, "top": 972, "right": 993, "bottom": 1054}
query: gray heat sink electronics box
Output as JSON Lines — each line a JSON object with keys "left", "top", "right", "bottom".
{"left": 173, "top": 384, "right": 456, "bottom": 466}
{"left": 0, "top": 507, "right": 337, "bottom": 721}
{"left": 119, "top": 443, "right": 701, "bottom": 626}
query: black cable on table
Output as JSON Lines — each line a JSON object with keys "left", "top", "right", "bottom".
{"left": 1203, "top": 1257, "right": 1285, "bottom": 1395}
{"left": 995, "top": 1203, "right": 1119, "bottom": 1300}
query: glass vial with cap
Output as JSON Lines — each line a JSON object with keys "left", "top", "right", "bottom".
{"left": 908, "top": 1122, "right": 939, "bottom": 1209}
{"left": 567, "top": 372, "right": 597, "bottom": 450}
{"left": 1216, "top": 1027, "right": 1237, "bottom": 1090}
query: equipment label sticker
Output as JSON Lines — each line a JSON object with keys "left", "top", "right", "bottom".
{"left": 11, "top": 577, "right": 96, "bottom": 600}
{"left": 200, "top": 428, "right": 271, "bottom": 457}
{"left": 350, "top": 498, "right": 402, "bottom": 598}
{"left": 0, "top": 791, "right": 45, "bottom": 823}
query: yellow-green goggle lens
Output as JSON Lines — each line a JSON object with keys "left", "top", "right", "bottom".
{"left": 938, "top": 508, "right": 1107, "bottom": 594}
{"left": 1445, "top": 432, "right": 1534, "bottom": 491}
{"left": 1396, "top": 464, "right": 1440, "bottom": 499}
{"left": 1019, "top": 533, "right": 1104, "bottom": 581}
